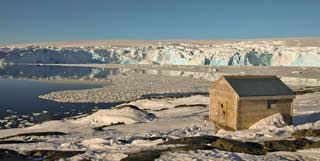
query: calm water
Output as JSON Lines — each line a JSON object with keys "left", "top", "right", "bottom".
{"left": 0, "top": 65, "right": 121, "bottom": 129}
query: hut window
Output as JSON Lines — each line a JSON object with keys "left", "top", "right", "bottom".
{"left": 267, "top": 100, "right": 277, "bottom": 109}
{"left": 267, "top": 101, "right": 271, "bottom": 109}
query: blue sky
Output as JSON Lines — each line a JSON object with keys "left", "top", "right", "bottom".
{"left": 1, "top": 0, "right": 320, "bottom": 43}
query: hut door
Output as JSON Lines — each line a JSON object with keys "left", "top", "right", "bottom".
{"left": 218, "top": 99, "right": 227, "bottom": 126}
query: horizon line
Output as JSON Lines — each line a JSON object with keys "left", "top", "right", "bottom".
{"left": 2, "top": 36, "right": 320, "bottom": 48}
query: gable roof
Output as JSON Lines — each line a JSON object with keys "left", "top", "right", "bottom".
{"left": 223, "top": 75, "right": 294, "bottom": 97}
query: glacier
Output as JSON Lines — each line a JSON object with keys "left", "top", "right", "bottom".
{"left": 1, "top": 41, "right": 320, "bottom": 66}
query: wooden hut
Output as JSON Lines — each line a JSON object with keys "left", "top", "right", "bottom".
{"left": 209, "top": 75, "right": 295, "bottom": 130}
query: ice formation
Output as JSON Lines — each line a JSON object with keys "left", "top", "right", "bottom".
{"left": 1, "top": 41, "right": 320, "bottom": 66}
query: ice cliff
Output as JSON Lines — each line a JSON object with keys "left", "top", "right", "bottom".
{"left": 1, "top": 41, "right": 320, "bottom": 66}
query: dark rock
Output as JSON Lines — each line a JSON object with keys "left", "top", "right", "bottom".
{"left": 25, "top": 150, "right": 85, "bottom": 161}
{"left": 292, "top": 129, "right": 320, "bottom": 138}
{"left": 121, "top": 149, "right": 166, "bottom": 161}
{"left": 0, "top": 149, "right": 29, "bottom": 161}
{"left": 93, "top": 122, "right": 125, "bottom": 131}
{"left": 174, "top": 104, "right": 207, "bottom": 108}
{"left": 122, "top": 135, "right": 320, "bottom": 161}
{"left": 163, "top": 135, "right": 219, "bottom": 146}
{"left": 0, "top": 140, "right": 42, "bottom": 144}
{"left": 0, "top": 132, "right": 67, "bottom": 140}
{"left": 211, "top": 138, "right": 265, "bottom": 155}
{"left": 263, "top": 138, "right": 313, "bottom": 152}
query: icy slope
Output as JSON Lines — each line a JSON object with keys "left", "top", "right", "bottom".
{"left": 1, "top": 41, "right": 320, "bottom": 66}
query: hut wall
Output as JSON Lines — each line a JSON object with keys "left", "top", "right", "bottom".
{"left": 237, "top": 99, "right": 292, "bottom": 129}
{"left": 210, "top": 79, "right": 238, "bottom": 130}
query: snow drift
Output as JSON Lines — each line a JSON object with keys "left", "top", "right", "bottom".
{"left": 25, "top": 105, "right": 156, "bottom": 133}
{"left": 249, "top": 113, "right": 288, "bottom": 129}
{"left": 73, "top": 105, "right": 156, "bottom": 127}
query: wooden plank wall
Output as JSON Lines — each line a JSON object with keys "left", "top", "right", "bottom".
{"left": 237, "top": 99, "right": 292, "bottom": 129}
{"left": 210, "top": 78, "right": 238, "bottom": 130}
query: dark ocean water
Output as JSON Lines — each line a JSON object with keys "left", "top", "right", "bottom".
{"left": 0, "top": 65, "right": 120, "bottom": 128}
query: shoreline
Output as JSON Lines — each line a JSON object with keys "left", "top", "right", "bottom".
{"left": 0, "top": 64, "right": 319, "bottom": 160}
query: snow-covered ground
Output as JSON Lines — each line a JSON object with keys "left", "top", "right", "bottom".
{"left": 0, "top": 93, "right": 319, "bottom": 161}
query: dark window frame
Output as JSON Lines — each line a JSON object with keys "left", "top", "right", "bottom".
{"left": 267, "top": 100, "right": 277, "bottom": 109}
{"left": 267, "top": 100, "right": 272, "bottom": 109}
